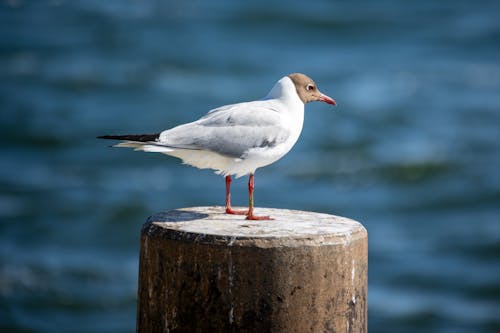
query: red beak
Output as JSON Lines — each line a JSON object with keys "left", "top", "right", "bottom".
{"left": 318, "top": 93, "right": 336, "bottom": 106}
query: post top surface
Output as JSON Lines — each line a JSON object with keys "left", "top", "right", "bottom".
{"left": 146, "top": 206, "right": 366, "bottom": 246}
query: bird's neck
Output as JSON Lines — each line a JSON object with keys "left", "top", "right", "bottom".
{"left": 265, "top": 76, "right": 304, "bottom": 108}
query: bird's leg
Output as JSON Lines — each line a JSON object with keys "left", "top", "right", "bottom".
{"left": 225, "top": 176, "right": 248, "bottom": 215}
{"left": 246, "top": 173, "right": 273, "bottom": 220}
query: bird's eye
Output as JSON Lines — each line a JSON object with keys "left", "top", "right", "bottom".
{"left": 306, "top": 84, "right": 315, "bottom": 91}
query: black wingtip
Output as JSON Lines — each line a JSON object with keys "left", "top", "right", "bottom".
{"left": 97, "top": 135, "right": 123, "bottom": 140}
{"left": 96, "top": 133, "right": 161, "bottom": 142}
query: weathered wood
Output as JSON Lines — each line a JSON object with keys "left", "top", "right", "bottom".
{"left": 137, "top": 206, "right": 367, "bottom": 333}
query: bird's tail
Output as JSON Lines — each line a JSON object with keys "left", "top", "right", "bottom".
{"left": 97, "top": 133, "right": 174, "bottom": 153}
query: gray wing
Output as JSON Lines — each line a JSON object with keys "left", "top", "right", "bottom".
{"left": 157, "top": 101, "right": 290, "bottom": 158}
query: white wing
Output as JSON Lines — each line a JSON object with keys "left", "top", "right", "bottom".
{"left": 157, "top": 100, "right": 291, "bottom": 158}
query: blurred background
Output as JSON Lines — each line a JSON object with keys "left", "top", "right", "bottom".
{"left": 1, "top": 0, "right": 499, "bottom": 332}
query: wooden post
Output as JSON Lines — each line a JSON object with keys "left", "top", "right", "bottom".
{"left": 137, "top": 207, "right": 367, "bottom": 333}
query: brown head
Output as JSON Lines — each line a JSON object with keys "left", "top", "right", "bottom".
{"left": 288, "top": 73, "right": 336, "bottom": 106}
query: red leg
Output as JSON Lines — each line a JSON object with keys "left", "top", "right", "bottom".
{"left": 225, "top": 175, "right": 248, "bottom": 215}
{"left": 246, "top": 173, "right": 273, "bottom": 220}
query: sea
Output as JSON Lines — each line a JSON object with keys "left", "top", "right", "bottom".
{"left": 1, "top": 1, "right": 499, "bottom": 332}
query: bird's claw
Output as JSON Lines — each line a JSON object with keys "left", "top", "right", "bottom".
{"left": 225, "top": 207, "right": 248, "bottom": 215}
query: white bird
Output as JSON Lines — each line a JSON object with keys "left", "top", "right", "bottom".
{"left": 98, "top": 73, "right": 336, "bottom": 220}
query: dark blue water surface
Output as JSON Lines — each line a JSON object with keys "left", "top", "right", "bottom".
{"left": 1, "top": 1, "right": 499, "bottom": 332}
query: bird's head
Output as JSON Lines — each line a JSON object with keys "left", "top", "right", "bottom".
{"left": 288, "top": 73, "right": 336, "bottom": 106}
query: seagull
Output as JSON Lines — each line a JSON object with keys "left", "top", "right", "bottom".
{"left": 98, "top": 73, "right": 335, "bottom": 220}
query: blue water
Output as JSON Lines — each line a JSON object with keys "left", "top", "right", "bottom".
{"left": 1, "top": 1, "right": 499, "bottom": 332}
